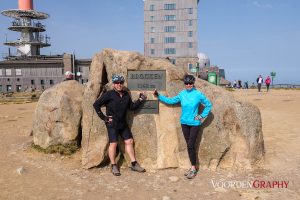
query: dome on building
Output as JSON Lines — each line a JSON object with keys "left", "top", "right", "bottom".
{"left": 197, "top": 52, "right": 210, "bottom": 68}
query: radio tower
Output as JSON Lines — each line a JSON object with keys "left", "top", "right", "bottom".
{"left": 1, "top": 0, "right": 51, "bottom": 57}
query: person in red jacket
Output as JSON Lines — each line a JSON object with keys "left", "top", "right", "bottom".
{"left": 265, "top": 76, "right": 271, "bottom": 92}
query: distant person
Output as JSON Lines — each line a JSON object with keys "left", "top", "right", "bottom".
{"left": 64, "top": 71, "right": 74, "bottom": 81}
{"left": 256, "top": 75, "right": 263, "bottom": 92}
{"left": 238, "top": 80, "right": 242, "bottom": 89}
{"left": 265, "top": 76, "right": 271, "bottom": 92}
{"left": 244, "top": 81, "right": 249, "bottom": 89}
{"left": 153, "top": 75, "right": 212, "bottom": 179}
{"left": 93, "top": 75, "right": 147, "bottom": 176}
{"left": 233, "top": 80, "right": 237, "bottom": 89}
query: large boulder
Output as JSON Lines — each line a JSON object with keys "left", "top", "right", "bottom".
{"left": 32, "top": 80, "right": 84, "bottom": 149}
{"left": 81, "top": 49, "right": 264, "bottom": 170}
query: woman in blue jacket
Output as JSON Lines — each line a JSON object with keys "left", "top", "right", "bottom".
{"left": 154, "top": 75, "right": 212, "bottom": 179}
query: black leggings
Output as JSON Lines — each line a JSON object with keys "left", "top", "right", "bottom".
{"left": 181, "top": 124, "right": 200, "bottom": 166}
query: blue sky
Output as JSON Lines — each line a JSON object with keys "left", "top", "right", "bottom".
{"left": 0, "top": 0, "right": 299, "bottom": 84}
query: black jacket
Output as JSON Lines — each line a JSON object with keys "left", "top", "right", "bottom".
{"left": 93, "top": 90, "right": 143, "bottom": 129}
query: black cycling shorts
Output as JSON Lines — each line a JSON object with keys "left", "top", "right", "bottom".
{"left": 106, "top": 126, "right": 133, "bottom": 143}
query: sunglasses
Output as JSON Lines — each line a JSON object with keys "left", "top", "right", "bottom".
{"left": 184, "top": 82, "right": 194, "bottom": 85}
{"left": 114, "top": 81, "right": 124, "bottom": 85}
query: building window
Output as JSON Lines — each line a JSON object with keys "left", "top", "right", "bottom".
{"left": 188, "top": 42, "right": 193, "bottom": 48}
{"left": 17, "top": 78, "right": 20, "bottom": 82}
{"left": 0, "top": 85, "right": 2, "bottom": 92}
{"left": 150, "top": 49, "right": 155, "bottom": 55}
{"left": 188, "top": 8, "right": 193, "bottom": 14}
{"left": 150, "top": 16, "right": 154, "bottom": 21}
{"left": 189, "top": 20, "right": 193, "bottom": 26}
{"left": 150, "top": 4, "right": 155, "bottom": 11}
{"left": 165, "top": 37, "right": 176, "bottom": 43}
{"left": 16, "top": 69, "right": 22, "bottom": 76}
{"left": 5, "top": 69, "right": 12, "bottom": 76}
{"left": 188, "top": 31, "right": 193, "bottom": 37}
{"left": 6, "top": 85, "right": 12, "bottom": 92}
{"left": 165, "top": 15, "right": 176, "bottom": 21}
{"left": 50, "top": 80, "right": 54, "bottom": 85}
{"left": 31, "top": 80, "right": 35, "bottom": 85}
{"left": 150, "top": 38, "right": 155, "bottom": 44}
{"left": 188, "top": 63, "right": 193, "bottom": 70}
{"left": 150, "top": 27, "right": 155, "bottom": 33}
{"left": 164, "top": 4, "right": 176, "bottom": 10}
{"left": 7, "top": 78, "right": 10, "bottom": 82}
{"left": 16, "top": 85, "right": 21, "bottom": 92}
{"left": 41, "top": 80, "right": 45, "bottom": 85}
{"left": 165, "top": 26, "right": 176, "bottom": 32}
{"left": 164, "top": 48, "right": 176, "bottom": 55}
{"left": 170, "top": 59, "right": 176, "bottom": 65}
{"left": 0, "top": 69, "right": 2, "bottom": 76}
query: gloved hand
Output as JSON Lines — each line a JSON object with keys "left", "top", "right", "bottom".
{"left": 139, "top": 92, "right": 147, "bottom": 101}
{"left": 105, "top": 116, "right": 113, "bottom": 124}
{"left": 153, "top": 89, "right": 159, "bottom": 97}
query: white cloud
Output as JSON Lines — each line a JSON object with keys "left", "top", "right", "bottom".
{"left": 252, "top": 1, "right": 273, "bottom": 9}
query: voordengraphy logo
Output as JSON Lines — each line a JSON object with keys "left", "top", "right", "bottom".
{"left": 211, "top": 179, "right": 253, "bottom": 189}
{"left": 211, "top": 179, "right": 289, "bottom": 189}
{"left": 252, "top": 180, "right": 289, "bottom": 189}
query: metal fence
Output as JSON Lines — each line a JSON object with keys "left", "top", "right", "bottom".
{"left": 271, "top": 84, "right": 300, "bottom": 89}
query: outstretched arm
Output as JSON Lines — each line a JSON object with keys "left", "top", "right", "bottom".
{"left": 157, "top": 92, "right": 180, "bottom": 105}
{"left": 128, "top": 92, "right": 147, "bottom": 110}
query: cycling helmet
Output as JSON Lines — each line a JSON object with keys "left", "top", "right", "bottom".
{"left": 183, "top": 74, "right": 195, "bottom": 84}
{"left": 112, "top": 74, "right": 125, "bottom": 83}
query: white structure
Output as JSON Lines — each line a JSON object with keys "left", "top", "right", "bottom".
{"left": 144, "top": 0, "right": 199, "bottom": 69}
{"left": 1, "top": 0, "right": 50, "bottom": 57}
{"left": 198, "top": 52, "right": 210, "bottom": 68}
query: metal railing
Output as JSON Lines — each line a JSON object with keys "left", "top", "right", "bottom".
{"left": 11, "top": 20, "right": 45, "bottom": 29}
{"left": 271, "top": 84, "right": 300, "bottom": 89}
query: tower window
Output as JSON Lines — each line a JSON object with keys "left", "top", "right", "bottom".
{"left": 165, "top": 26, "right": 176, "bottom": 32}
{"left": 150, "top": 5, "right": 155, "bottom": 11}
{"left": 164, "top": 4, "right": 176, "bottom": 10}
{"left": 164, "top": 48, "right": 176, "bottom": 55}
{"left": 165, "top": 15, "right": 176, "bottom": 21}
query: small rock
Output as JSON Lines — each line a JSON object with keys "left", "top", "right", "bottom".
{"left": 16, "top": 167, "right": 25, "bottom": 175}
{"left": 214, "top": 187, "right": 228, "bottom": 193}
{"left": 168, "top": 176, "right": 179, "bottom": 182}
{"left": 162, "top": 196, "right": 171, "bottom": 200}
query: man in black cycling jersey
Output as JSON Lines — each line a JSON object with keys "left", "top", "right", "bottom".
{"left": 93, "top": 75, "right": 147, "bottom": 176}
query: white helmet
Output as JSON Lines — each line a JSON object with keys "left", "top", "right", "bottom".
{"left": 65, "top": 71, "right": 74, "bottom": 76}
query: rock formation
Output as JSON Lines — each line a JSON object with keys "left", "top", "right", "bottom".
{"left": 81, "top": 49, "right": 265, "bottom": 170}
{"left": 32, "top": 80, "right": 84, "bottom": 149}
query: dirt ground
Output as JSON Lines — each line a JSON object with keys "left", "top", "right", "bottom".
{"left": 0, "top": 89, "right": 299, "bottom": 200}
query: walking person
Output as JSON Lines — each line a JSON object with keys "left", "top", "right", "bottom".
{"left": 265, "top": 76, "right": 271, "bottom": 92}
{"left": 93, "top": 75, "right": 147, "bottom": 176}
{"left": 256, "top": 75, "right": 263, "bottom": 92}
{"left": 154, "top": 75, "right": 212, "bottom": 179}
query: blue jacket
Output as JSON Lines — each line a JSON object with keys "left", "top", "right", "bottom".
{"left": 158, "top": 88, "right": 212, "bottom": 126}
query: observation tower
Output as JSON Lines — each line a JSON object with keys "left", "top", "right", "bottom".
{"left": 1, "top": 0, "right": 51, "bottom": 57}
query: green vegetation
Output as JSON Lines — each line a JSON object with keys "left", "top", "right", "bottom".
{"left": 31, "top": 141, "right": 79, "bottom": 155}
{"left": 225, "top": 88, "right": 235, "bottom": 92}
{"left": 0, "top": 91, "right": 41, "bottom": 104}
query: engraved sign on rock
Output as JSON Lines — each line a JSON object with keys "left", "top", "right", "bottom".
{"left": 127, "top": 70, "right": 166, "bottom": 91}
